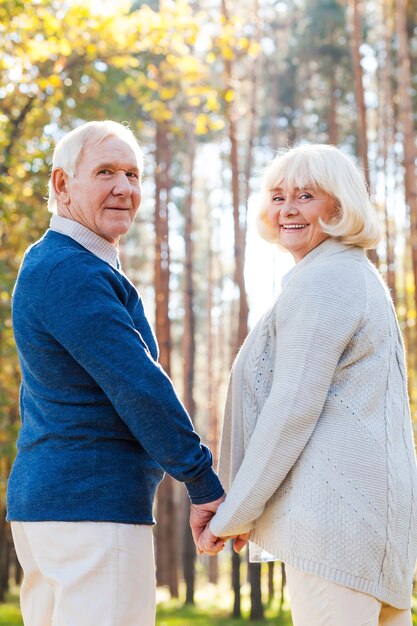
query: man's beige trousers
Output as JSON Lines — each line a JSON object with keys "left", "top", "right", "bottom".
{"left": 11, "top": 521, "right": 155, "bottom": 626}
{"left": 286, "top": 564, "right": 412, "bottom": 626}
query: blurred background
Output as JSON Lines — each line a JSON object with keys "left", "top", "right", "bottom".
{"left": 1, "top": 0, "right": 417, "bottom": 623}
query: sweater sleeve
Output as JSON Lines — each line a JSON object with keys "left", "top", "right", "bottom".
{"left": 210, "top": 261, "right": 366, "bottom": 537}
{"left": 44, "top": 254, "right": 223, "bottom": 504}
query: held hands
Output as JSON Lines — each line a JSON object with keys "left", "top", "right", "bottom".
{"left": 189, "top": 494, "right": 251, "bottom": 556}
{"left": 197, "top": 526, "right": 251, "bottom": 556}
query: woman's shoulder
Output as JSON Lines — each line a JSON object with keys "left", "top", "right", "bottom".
{"left": 278, "top": 247, "right": 368, "bottom": 320}
{"left": 293, "top": 245, "right": 367, "bottom": 291}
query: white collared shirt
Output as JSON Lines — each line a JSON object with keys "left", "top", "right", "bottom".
{"left": 49, "top": 215, "right": 120, "bottom": 269}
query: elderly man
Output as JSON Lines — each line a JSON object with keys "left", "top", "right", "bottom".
{"left": 7, "top": 121, "right": 224, "bottom": 626}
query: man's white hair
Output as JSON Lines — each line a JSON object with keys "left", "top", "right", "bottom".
{"left": 47, "top": 121, "right": 144, "bottom": 214}
{"left": 257, "top": 144, "right": 381, "bottom": 250}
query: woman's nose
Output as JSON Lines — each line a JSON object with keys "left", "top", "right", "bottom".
{"left": 281, "top": 199, "right": 298, "bottom": 216}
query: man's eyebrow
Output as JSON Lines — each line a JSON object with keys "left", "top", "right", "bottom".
{"left": 95, "top": 162, "right": 140, "bottom": 172}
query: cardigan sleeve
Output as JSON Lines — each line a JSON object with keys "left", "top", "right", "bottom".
{"left": 210, "top": 260, "right": 367, "bottom": 537}
{"left": 43, "top": 253, "right": 223, "bottom": 505}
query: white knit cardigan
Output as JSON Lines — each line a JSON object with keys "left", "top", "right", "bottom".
{"left": 210, "top": 239, "right": 417, "bottom": 609}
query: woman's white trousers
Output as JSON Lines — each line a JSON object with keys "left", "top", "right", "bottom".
{"left": 286, "top": 564, "right": 412, "bottom": 626}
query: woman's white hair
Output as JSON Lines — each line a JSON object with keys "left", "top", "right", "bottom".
{"left": 257, "top": 144, "right": 381, "bottom": 249}
{"left": 47, "top": 120, "right": 144, "bottom": 214}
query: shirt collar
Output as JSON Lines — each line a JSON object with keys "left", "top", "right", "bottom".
{"left": 49, "top": 215, "right": 120, "bottom": 269}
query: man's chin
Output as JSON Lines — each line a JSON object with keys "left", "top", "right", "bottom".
{"left": 101, "top": 223, "right": 132, "bottom": 244}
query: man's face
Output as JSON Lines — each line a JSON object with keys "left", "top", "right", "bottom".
{"left": 61, "top": 135, "right": 142, "bottom": 245}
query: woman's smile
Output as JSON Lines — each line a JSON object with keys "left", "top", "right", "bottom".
{"left": 280, "top": 223, "right": 309, "bottom": 230}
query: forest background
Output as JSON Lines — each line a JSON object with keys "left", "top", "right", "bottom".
{"left": 1, "top": 0, "right": 417, "bottom": 623}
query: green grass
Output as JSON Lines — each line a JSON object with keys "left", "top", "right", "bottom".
{"left": 2, "top": 585, "right": 417, "bottom": 626}
{"left": 156, "top": 600, "right": 291, "bottom": 626}
{"left": 0, "top": 592, "right": 23, "bottom": 626}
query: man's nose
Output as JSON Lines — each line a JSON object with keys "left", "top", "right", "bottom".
{"left": 112, "top": 172, "right": 132, "bottom": 196}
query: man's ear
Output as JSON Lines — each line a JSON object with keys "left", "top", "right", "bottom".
{"left": 52, "top": 169, "right": 70, "bottom": 205}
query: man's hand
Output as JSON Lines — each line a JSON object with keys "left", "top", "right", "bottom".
{"left": 197, "top": 524, "right": 225, "bottom": 556}
{"left": 189, "top": 494, "right": 225, "bottom": 552}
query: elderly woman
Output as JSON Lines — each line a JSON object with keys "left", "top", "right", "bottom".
{"left": 197, "top": 144, "right": 417, "bottom": 625}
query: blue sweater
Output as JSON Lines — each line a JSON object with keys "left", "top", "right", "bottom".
{"left": 7, "top": 230, "right": 223, "bottom": 523}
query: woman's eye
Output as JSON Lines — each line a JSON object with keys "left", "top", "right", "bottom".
{"left": 272, "top": 195, "right": 284, "bottom": 202}
{"left": 299, "top": 193, "right": 312, "bottom": 200}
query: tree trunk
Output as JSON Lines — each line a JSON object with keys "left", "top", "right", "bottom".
{"left": 268, "top": 561, "right": 274, "bottom": 605}
{"left": 231, "top": 551, "right": 241, "bottom": 618}
{"left": 349, "top": 0, "right": 370, "bottom": 187}
{"left": 379, "top": 0, "right": 397, "bottom": 303}
{"left": 182, "top": 497, "right": 195, "bottom": 605}
{"left": 153, "top": 120, "right": 179, "bottom": 598}
{"left": 279, "top": 562, "right": 286, "bottom": 612}
{"left": 379, "top": 0, "right": 397, "bottom": 300}
{"left": 383, "top": 207, "right": 397, "bottom": 303}
{"left": 182, "top": 127, "right": 196, "bottom": 435}
{"left": 349, "top": 0, "right": 378, "bottom": 266}
{"left": 328, "top": 72, "right": 338, "bottom": 144}
{"left": 154, "top": 122, "right": 172, "bottom": 375}
{"left": 221, "top": 0, "right": 249, "bottom": 358}
{"left": 270, "top": 63, "right": 281, "bottom": 150}
{"left": 182, "top": 127, "right": 197, "bottom": 605}
{"left": 394, "top": 0, "right": 417, "bottom": 314}
{"left": 402, "top": 245, "right": 414, "bottom": 391}
{"left": 249, "top": 562, "right": 264, "bottom": 620}
{"left": 206, "top": 211, "right": 219, "bottom": 586}
{"left": 243, "top": 0, "right": 261, "bottom": 227}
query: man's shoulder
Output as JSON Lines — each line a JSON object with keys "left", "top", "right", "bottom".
{"left": 22, "top": 231, "right": 109, "bottom": 276}
{"left": 15, "top": 233, "right": 116, "bottom": 306}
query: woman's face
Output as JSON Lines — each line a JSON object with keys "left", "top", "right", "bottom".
{"left": 266, "top": 184, "right": 337, "bottom": 262}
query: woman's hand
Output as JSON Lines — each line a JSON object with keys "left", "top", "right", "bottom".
{"left": 232, "top": 531, "right": 251, "bottom": 553}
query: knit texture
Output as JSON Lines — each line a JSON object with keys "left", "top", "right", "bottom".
{"left": 210, "top": 239, "right": 417, "bottom": 609}
{"left": 7, "top": 229, "right": 223, "bottom": 524}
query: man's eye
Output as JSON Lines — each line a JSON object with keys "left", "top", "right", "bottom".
{"left": 127, "top": 172, "right": 139, "bottom": 179}
{"left": 98, "top": 169, "right": 112, "bottom": 175}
